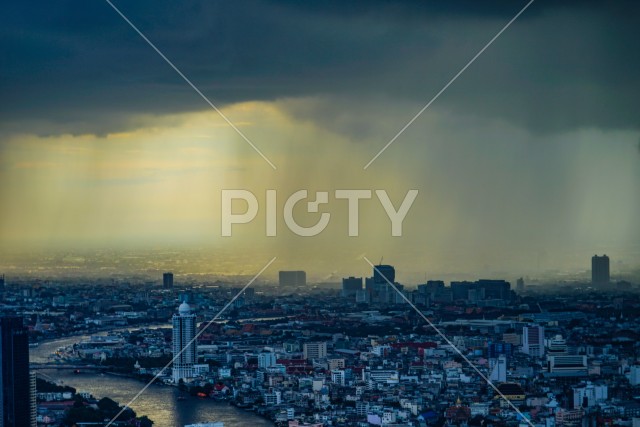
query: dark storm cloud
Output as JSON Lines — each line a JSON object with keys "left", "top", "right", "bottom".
{"left": 1, "top": 0, "right": 638, "bottom": 135}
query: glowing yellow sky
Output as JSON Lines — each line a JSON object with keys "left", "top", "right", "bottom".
{"left": 1, "top": 99, "right": 639, "bottom": 279}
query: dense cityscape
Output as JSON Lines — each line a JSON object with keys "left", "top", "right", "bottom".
{"left": 2, "top": 1, "right": 639, "bottom": 427}
{"left": 2, "top": 254, "right": 640, "bottom": 427}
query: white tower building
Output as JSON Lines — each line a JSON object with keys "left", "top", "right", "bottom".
{"left": 172, "top": 302, "right": 197, "bottom": 383}
{"left": 489, "top": 355, "right": 507, "bottom": 383}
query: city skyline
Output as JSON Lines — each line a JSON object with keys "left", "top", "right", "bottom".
{"left": 3, "top": 3, "right": 640, "bottom": 426}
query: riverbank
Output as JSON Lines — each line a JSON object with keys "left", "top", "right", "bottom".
{"left": 32, "top": 330, "right": 276, "bottom": 427}
{"left": 39, "top": 369, "right": 274, "bottom": 427}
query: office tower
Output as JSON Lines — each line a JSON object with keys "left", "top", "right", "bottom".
{"left": 516, "top": 277, "right": 525, "bottom": 294}
{"left": 591, "top": 255, "right": 610, "bottom": 285}
{"left": 489, "top": 355, "right": 507, "bottom": 383}
{"left": 279, "top": 271, "right": 306, "bottom": 287}
{"left": 341, "top": 277, "right": 363, "bottom": 298}
{"left": 373, "top": 264, "right": 395, "bottom": 284}
{"left": 303, "top": 342, "right": 327, "bottom": 360}
{"left": 522, "top": 325, "right": 545, "bottom": 358}
{"left": 1, "top": 316, "right": 32, "bottom": 427}
{"left": 0, "top": 274, "right": 4, "bottom": 290}
{"left": 172, "top": 302, "right": 197, "bottom": 383}
{"left": 163, "top": 272, "right": 174, "bottom": 289}
{"left": 368, "top": 265, "right": 396, "bottom": 304}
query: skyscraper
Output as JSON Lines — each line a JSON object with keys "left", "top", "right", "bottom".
{"left": 591, "top": 255, "right": 610, "bottom": 285}
{"left": 373, "top": 265, "right": 395, "bottom": 284}
{"left": 368, "top": 265, "right": 396, "bottom": 304}
{"left": 172, "top": 302, "right": 197, "bottom": 383}
{"left": 489, "top": 355, "right": 507, "bottom": 383}
{"left": 1, "top": 316, "right": 33, "bottom": 427}
{"left": 522, "top": 325, "right": 545, "bottom": 358}
{"left": 163, "top": 272, "right": 174, "bottom": 289}
{"left": 0, "top": 274, "right": 4, "bottom": 290}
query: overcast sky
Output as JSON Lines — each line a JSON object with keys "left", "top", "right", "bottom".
{"left": 1, "top": 1, "right": 639, "bottom": 280}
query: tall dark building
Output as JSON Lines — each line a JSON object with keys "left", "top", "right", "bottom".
{"left": 592, "top": 255, "right": 610, "bottom": 285}
{"left": 0, "top": 274, "right": 4, "bottom": 290}
{"left": 163, "top": 272, "right": 174, "bottom": 289}
{"left": 477, "top": 279, "right": 511, "bottom": 300}
{"left": 451, "top": 281, "right": 474, "bottom": 301}
{"left": 279, "top": 271, "right": 306, "bottom": 287}
{"left": 341, "top": 276, "right": 363, "bottom": 298}
{"left": 1, "top": 316, "right": 32, "bottom": 427}
{"left": 373, "top": 265, "right": 395, "bottom": 284}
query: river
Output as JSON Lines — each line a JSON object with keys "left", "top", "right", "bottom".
{"left": 31, "top": 332, "right": 274, "bottom": 427}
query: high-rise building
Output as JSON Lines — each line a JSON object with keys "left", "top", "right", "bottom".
{"left": 163, "top": 272, "right": 174, "bottom": 289}
{"left": 477, "top": 280, "right": 511, "bottom": 300}
{"left": 516, "top": 277, "right": 525, "bottom": 294}
{"left": 279, "top": 271, "right": 306, "bottom": 287}
{"left": 172, "top": 302, "right": 197, "bottom": 383}
{"left": 373, "top": 265, "right": 395, "bottom": 284}
{"left": 451, "top": 281, "right": 473, "bottom": 301}
{"left": 0, "top": 274, "right": 4, "bottom": 290}
{"left": 522, "top": 325, "right": 545, "bottom": 358}
{"left": 591, "top": 255, "right": 610, "bottom": 285}
{"left": 366, "top": 265, "right": 396, "bottom": 304}
{"left": 1, "top": 316, "right": 33, "bottom": 427}
{"left": 341, "top": 277, "right": 362, "bottom": 298}
{"left": 489, "top": 355, "right": 507, "bottom": 383}
{"left": 303, "top": 342, "right": 327, "bottom": 360}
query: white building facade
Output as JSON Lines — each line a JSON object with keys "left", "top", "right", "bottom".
{"left": 172, "top": 302, "right": 197, "bottom": 383}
